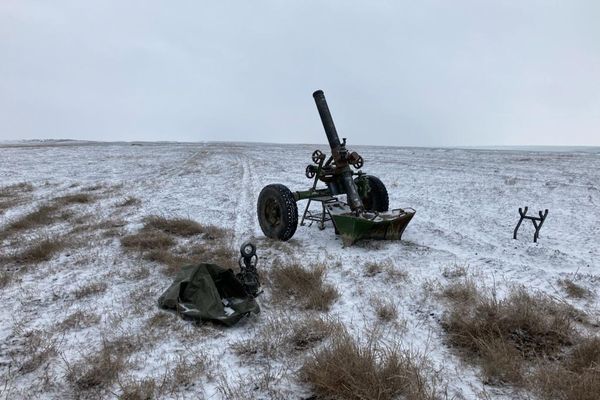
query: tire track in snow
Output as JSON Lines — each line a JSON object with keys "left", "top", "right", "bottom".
{"left": 232, "top": 151, "right": 260, "bottom": 247}
{"left": 155, "top": 145, "right": 207, "bottom": 180}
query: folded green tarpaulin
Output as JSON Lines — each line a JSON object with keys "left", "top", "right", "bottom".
{"left": 158, "top": 263, "right": 260, "bottom": 326}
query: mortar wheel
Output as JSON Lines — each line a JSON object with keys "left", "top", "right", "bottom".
{"left": 257, "top": 184, "right": 298, "bottom": 241}
{"left": 356, "top": 175, "right": 389, "bottom": 212}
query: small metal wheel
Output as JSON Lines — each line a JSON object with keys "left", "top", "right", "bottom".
{"left": 312, "top": 149, "right": 324, "bottom": 164}
{"left": 257, "top": 184, "right": 298, "bottom": 241}
{"left": 240, "top": 241, "right": 256, "bottom": 258}
{"left": 305, "top": 165, "right": 317, "bottom": 179}
{"left": 352, "top": 155, "right": 364, "bottom": 169}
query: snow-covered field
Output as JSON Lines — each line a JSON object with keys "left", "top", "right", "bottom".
{"left": 1, "top": 141, "right": 599, "bottom": 399}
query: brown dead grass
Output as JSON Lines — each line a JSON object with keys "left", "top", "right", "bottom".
{"left": 558, "top": 278, "right": 591, "bottom": 299}
{"left": 145, "top": 311, "right": 178, "bottom": 330}
{"left": 301, "top": 332, "right": 437, "bottom": 400}
{"left": 55, "top": 193, "right": 94, "bottom": 205}
{"left": 144, "top": 240, "right": 236, "bottom": 276}
{"left": 441, "top": 282, "right": 583, "bottom": 387}
{"left": 67, "top": 336, "right": 140, "bottom": 392}
{"left": 73, "top": 282, "right": 108, "bottom": 299}
{"left": 18, "top": 330, "right": 57, "bottom": 374}
{"left": 363, "top": 260, "right": 408, "bottom": 282}
{"left": 0, "top": 198, "right": 18, "bottom": 214}
{"left": 10, "top": 237, "right": 66, "bottom": 264}
{"left": 143, "top": 215, "right": 228, "bottom": 239}
{"left": 156, "top": 353, "right": 211, "bottom": 395}
{"left": 533, "top": 336, "right": 600, "bottom": 400}
{"left": 121, "top": 230, "right": 175, "bottom": 250}
{"left": 120, "top": 216, "right": 234, "bottom": 275}
{"left": 0, "top": 182, "right": 33, "bottom": 197}
{"left": 57, "top": 310, "right": 101, "bottom": 331}
{"left": 373, "top": 299, "right": 398, "bottom": 322}
{"left": 143, "top": 216, "right": 203, "bottom": 236}
{"left": 234, "top": 315, "right": 341, "bottom": 360}
{"left": 385, "top": 264, "right": 409, "bottom": 282}
{"left": 0, "top": 182, "right": 34, "bottom": 214}
{"left": 4, "top": 193, "right": 93, "bottom": 235}
{"left": 441, "top": 278, "right": 478, "bottom": 304}
{"left": 269, "top": 262, "right": 339, "bottom": 311}
{"left": 442, "top": 264, "right": 468, "bottom": 279}
{"left": 4, "top": 190, "right": 95, "bottom": 234}
{"left": 7, "top": 204, "right": 60, "bottom": 231}
{"left": 364, "top": 261, "right": 384, "bottom": 277}
{"left": 216, "top": 367, "right": 285, "bottom": 400}
{"left": 0, "top": 271, "right": 11, "bottom": 288}
{"left": 117, "top": 196, "right": 141, "bottom": 207}
{"left": 118, "top": 378, "right": 156, "bottom": 400}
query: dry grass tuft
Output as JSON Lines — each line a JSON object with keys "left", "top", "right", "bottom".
{"left": 216, "top": 367, "right": 285, "bottom": 400}
{"left": 385, "top": 264, "right": 409, "bottom": 281}
{"left": 120, "top": 216, "right": 234, "bottom": 275}
{"left": 121, "top": 230, "right": 175, "bottom": 250}
{"left": 12, "top": 237, "right": 66, "bottom": 264}
{"left": 55, "top": 193, "right": 94, "bottom": 205}
{"left": 364, "top": 261, "right": 384, "bottom": 277}
{"left": 558, "top": 278, "right": 591, "bottom": 299}
{"left": 269, "top": 262, "right": 339, "bottom": 311}
{"left": 73, "top": 282, "right": 108, "bottom": 299}
{"left": 120, "top": 216, "right": 233, "bottom": 274}
{"left": 57, "top": 310, "right": 101, "bottom": 331}
{"left": 442, "top": 264, "right": 468, "bottom": 279}
{"left": 7, "top": 205, "right": 59, "bottom": 231}
{"left": 143, "top": 216, "right": 203, "bottom": 237}
{"left": 117, "top": 196, "right": 141, "bottom": 207}
{"left": 144, "top": 241, "right": 236, "bottom": 276}
{"left": 118, "top": 378, "right": 156, "bottom": 400}
{"left": 0, "top": 182, "right": 33, "bottom": 197}
{"left": 5, "top": 192, "right": 95, "bottom": 234}
{"left": 441, "top": 278, "right": 478, "bottom": 304}
{"left": 234, "top": 315, "right": 341, "bottom": 359}
{"left": 288, "top": 316, "right": 341, "bottom": 352}
{"left": 5, "top": 192, "right": 91, "bottom": 233}
{"left": 67, "top": 336, "right": 140, "bottom": 392}
{"left": 142, "top": 215, "right": 228, "bottom": 239}
{"left": 0, "top": 271, "right": 11, "bottom": 288}
{"left": 0, "top": 183, "right": 33, "bottom": 214}
{"left": 533, "top": 336, "right": 600, "bottom": 400}
{"left": 0, "top": 198, "right": 18, "bottom": 214}
{"left": 146, "top": 311, "right": 177, "bottom": 329}
{"left": 158, "top": 354, "right": 210, "bottom": 395}
{"left": 124, "top": 266, "right": 150, "bottom": 281}
{"left": 364, "top": 260, "right": 407, "bottom": 281}
{"left": 301, "top": 332, "right": 437, "bottom": 400}
{"left": 441, "top": 284, "right": 579, "bottom": 385}
{"left": 373, "top": 299, "right": 398, "bottom": 322}
{"left": 19, "top": 330, "right": 57, "bottom": 374}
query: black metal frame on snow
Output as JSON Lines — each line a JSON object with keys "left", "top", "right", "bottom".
{"left": 513, "top": 206, "right": 548, "bottom": 243}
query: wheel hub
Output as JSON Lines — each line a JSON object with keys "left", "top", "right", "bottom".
{"left": 264, "top": 198, "right": 281, "bottom": 227}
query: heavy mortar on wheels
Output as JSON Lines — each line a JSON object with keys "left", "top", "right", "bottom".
{"left": 257, "top": 90, "right": 416, "bottom": 245}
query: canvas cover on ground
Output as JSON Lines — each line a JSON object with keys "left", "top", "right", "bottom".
{"left": 158, "top": 263, "right": 260, "bottom": 326}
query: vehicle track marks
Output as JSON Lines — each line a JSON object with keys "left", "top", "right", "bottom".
{"left": 232, "top": 151, "right": 261, "bottom": 247}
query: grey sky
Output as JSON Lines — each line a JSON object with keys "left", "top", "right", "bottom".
{"left": 1, "top": 1, "right": 599, "bottom": 146}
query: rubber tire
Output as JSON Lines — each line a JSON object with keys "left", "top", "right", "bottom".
{"left": 356, "top": 175, "right": 389, "bottom": 212}
{"left": 257, "top": 184, "right": 298, "bottom": 241}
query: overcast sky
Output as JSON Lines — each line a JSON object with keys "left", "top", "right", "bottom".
{"left": 1, "top": 1, "right": 599, "bottom": 146}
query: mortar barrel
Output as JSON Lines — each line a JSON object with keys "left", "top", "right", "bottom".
{"left": 312, "top": 90, "right": 341, "bottom": 157}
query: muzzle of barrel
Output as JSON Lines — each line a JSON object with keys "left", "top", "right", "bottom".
{"left": 313, "top": 90, "right": 341, "bottom": 154}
